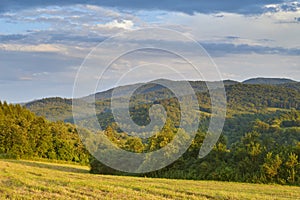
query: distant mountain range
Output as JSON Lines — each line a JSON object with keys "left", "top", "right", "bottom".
{"left": 242, "top": 77, "right": 296, "bottom": 85}
{"left": 83, "top": 78, "right": 296, "bottom": 101}
{"left": 23, "top": 77, "right": 299, "bottom": 122}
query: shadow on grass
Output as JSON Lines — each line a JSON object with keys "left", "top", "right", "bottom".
{"left": 5, "top": 159, "right": 90, "bottom": 174}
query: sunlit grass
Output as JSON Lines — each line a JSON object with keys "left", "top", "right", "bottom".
{"left": 0, "top": 159, "right": 299, "bottom": 199}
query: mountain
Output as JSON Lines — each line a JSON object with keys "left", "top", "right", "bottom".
{"left": 25, "top": 79, "right": 238, "bottom": 121}
{"left": 243, "top": 77, "right": 297, "bottom": 85}
{"left": 24, "top": 78, "right": 300, "bottom": 122}
{"left": 85, "top": 79, "right": 238, "bottom": 102}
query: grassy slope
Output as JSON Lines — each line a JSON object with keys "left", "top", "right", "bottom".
{"left": 0, "top": 160, "right": 299, "bottom": 200}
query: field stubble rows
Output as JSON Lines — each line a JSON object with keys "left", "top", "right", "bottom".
{"left": 0, "top": 159, "right": 299, "bottom": 200}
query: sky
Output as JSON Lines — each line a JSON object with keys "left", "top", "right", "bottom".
{"left": 0, "top": 0, "right": 299, "bottom": 103}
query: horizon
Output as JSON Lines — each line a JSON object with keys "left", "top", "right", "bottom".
{"left": 4, "top": 76, "right": 299, "bottom": 104}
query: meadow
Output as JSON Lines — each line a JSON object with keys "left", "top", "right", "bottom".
{"left": 0, "top": 159, "right": 299, "bottom": 200}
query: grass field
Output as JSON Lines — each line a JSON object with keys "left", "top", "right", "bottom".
{"left": 0, "top": 159, "right": 299, "bottom": 200}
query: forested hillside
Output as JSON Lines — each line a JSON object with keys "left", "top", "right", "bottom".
{"left": 25, "top": 79, "right": 300, "bottom": 145}
{"left": 0, "top": 101, "right": 90, "bottom": 164}
{"left": 25, "top": 97, "right": 73, "bottom": 122}
{"left": 90, "top": 109, "right": 300, "bottom": 185}
{"left": 3, "top": 78, "right": 300, "bottom": 185}
{"left": 242, "top": 78, "right": 296, "bottom": 85}
{"left": 25, "top": 79, "right": 300, "bottom": 122}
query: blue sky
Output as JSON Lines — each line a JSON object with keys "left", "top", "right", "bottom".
{"left": 0, "top": 1, "right": 300, "bottom": 103}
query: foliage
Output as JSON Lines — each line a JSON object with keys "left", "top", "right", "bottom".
{"left": 90, "top": 110, "right": 300, "bottom": 185}
{"left": 0, "top": 101, "right": 90, "bottom": 164}
{"left": 25, "top": 80, "right": 300, "bottom": 123}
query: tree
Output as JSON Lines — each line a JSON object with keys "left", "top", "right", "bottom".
{"left": 124, "top": 137, "right": 144, "bottom": 153}
{"left": 263, "top": 152, "right": 282, "bottom": 182}
{"left": 285, "top": 153, "right": 299, "bottom": 184}
{"left": 242, "top": 131, "right": 263, "bottom": 162}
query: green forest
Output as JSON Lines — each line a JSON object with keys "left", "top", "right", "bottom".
{"left": 1, "top": 79, "right": 300, "bottom": 185}
{"left": 90, "top": 109, "right": 300, "bottom": 185}
{"left": 0, "top": 101, "right": 89, "bottom": 164}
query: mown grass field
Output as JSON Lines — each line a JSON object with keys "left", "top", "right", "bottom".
{"left": 0, "top": 159, "right": 299, "bottom": 200}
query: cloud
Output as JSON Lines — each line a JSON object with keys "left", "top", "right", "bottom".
{"left": 0, "top": 49, "right": 81, "bottom": 82}
{"left": 0, "top": 47, "right": 82, "bottom": 102}
{"left": 19, "top": 76, "right": 34, "bottom": 81}
{"left": 97, "top": 19, "right": 134, "bottom": 30}
{"left": 225, "top": 36, "right": 240, "bottom": 40}
{"left": 202, "top": 42, "right": 300, "bottom": 57}
{"left": 0, "top": 5, "right": 140, "bottom": 41}
{"left": 0, "top": 44, "right": 65, "bottom": 52}
{"left": 162, "top": 11, "right": 300, "bottom": 49}
{"left": 0, "top": 0, "right": 292, "bottom": 15}
{"left": 0, "top": 34, "right": 27, "bottom": 42}
{"left": 263, "top": 1, "right": 300, "bottom": 13}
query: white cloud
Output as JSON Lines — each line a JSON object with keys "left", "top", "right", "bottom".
{"left": 161, "top": 11, "right": 300, "bottom": 48}
{"left": 96, "top": 19, "right": 134, "bottom": 30}
{"left": 0, "top": 44, "right": 65, "bottom": 52}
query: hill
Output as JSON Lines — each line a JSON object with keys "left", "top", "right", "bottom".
{"left": 25, "top": 97, "right": 73, "bottom": 122}
{"left": 24, "top": 78, "right": 300, "bottom": 124}
{"left": 1, "top": 159, "right": 299, "bottom": 199}
{"left": 243, "top": 78, "right": 296, "bottom": 85}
